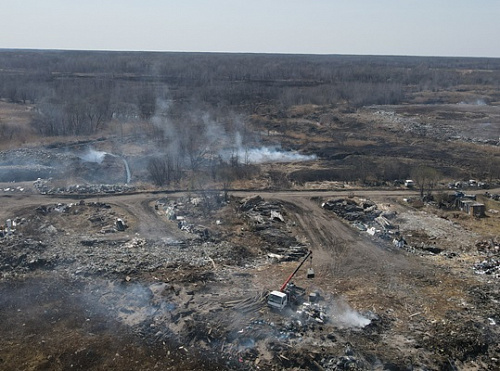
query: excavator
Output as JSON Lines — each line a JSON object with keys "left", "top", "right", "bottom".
{"left": 267, "top": 250, "right": 314, "bottom": 311}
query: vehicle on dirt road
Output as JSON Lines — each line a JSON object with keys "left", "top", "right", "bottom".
{"left": 267, "top": 250, "right": 314, "bottom": 311}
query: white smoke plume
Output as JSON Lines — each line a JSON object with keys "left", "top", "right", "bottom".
{"left": 229, "top": 146, "right": 317, "bottom": 164}
{"left": 458, "top": 99, "right": 487, "bottom": 106}
{"left": 78, "top": 147, "right": 131, "bottom": 183}
{"left": 220, "top": 131, "right": 316, "bottom": 164}
{"left": 149, "top": 100, "right": 316, "bottom": 166}
{"left": 79, "top": 148, "right": 108, "bottom": 164}
{"left": 326, "top": 297, "right": 371, "bottom": 328}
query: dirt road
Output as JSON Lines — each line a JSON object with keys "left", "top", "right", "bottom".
{"left": 1, "top": 186, "right": 499, "bottom": 370}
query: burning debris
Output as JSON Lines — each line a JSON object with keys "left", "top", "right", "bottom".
{"left": 1, "top": 186, "right": 498, "bottom": 369}
{"left": 79, "top": 148, "right": 132, "bottom": 184}
{"left": 297, "top": 301, "right": 328, "bottom": 324}
{"left": 325, "top": 298, "right": 372, "bottom": 329}
{"left": 0, "top": 146, "right": 130, "bottom": 184}
{"left": 0, "top": 148, "right": 69, "bottom": 182}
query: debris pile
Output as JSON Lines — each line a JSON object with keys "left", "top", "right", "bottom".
{"left": 1, "top": 185, "right": 28, "bottom": 193}
{"left": 373, "top": 109, "right": 500, "bottom": 145}
{"left": 34, "top": 179, "right": 136, "bottom": 195}
{"left": 322, "top": 198, "right": 376, "bottom": 221}
{"left": 0, "top": 238, "right": 53, "bottom": 273}
{"left": 240, "top": 195, "right": 308, "bottom": 258}
{"left": 177, "top": 221, "right": 211, "bottom": 240}
{"left": 123, "top": 237, "right": 147, "bottom": 249}
{"left": 484, "top": 192, "right": 500, "bottom": 201}
{"left": 0, "top": 217, "right": 25, "bottom": 238}
{"left": 155, "top": 197, "right": 215, "bottom": 241}
{"left": 240, "top": 195, "right": 287, "bottom": 223}
{"left": 473, "top": 258, "right": 500, "bottom": 276}
{"left": 322, "top": 198, "right": 402, "bottom": 240}
{"left": 297, "top": 302, "right": 328, "bottom": 324}
{"left": 473, "top": 239, "right": 500, "bottom": 276}
{"left": 476, "top": 239, "right": 500, "bottom": 255}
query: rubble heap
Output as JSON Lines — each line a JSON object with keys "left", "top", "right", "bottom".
{"left": 476, "top": 239, "right": 500, "bottom": 255}
{"left": 322, "top": 198, "right": 381, "bottom": 223}
{"left": 34, "top": 178, "right": 136, "bottom": 195}
{"left": 322, "top": 197, "right": 402, "bottom": 240}
{"left": 473, "top": 239, "right": 500, "bottom": 276}
{"left": 473, "top": 258, "right": 500, "bottom": 277}
{"left": 240, "top": 195, "right": 308, "bottom": 259}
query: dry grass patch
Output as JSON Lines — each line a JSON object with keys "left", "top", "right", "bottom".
{"left": 343, "top": 138, "right": 378, "bottom": 147}
{"left": 0, "top": 101, "right": 37, "bottom": 149}
{"left": 287, "top": 104, "right": 321, "bottom": 117}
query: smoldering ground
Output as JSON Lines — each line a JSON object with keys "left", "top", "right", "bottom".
{"left": 148, "top": 99, "right": 316, "bottom": 171}
{"left": 0, "top": 145, "right": 130, "bottom": 185}
{"left": 323, "top": 296, "right": 371, "bottom": 329}
{"left": 0, "top": 275, "right": 228, "bottom": 370}
{"left": 78, "top": 147, "right": 131, "bottom": 183}
{"left": 0, "top": 96, "right": 316, "bottom": 188}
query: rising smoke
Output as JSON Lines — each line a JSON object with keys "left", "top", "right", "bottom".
{"left": 78, "top": 147, "right": 131, "bottom": 183}
{"left": 149, "top": 99, "right": 316, "bottom": 167}
{"left": 220, "top": 131, "right": 316, "bottom": 164}
{"left": 325, "top": 297, "right": 371, "bottom": 328}
{"left": 79, "top": 148, "right": 109, "bottom": 164}
{"left": 220, "top": 145, "right": 317, "bottom": 164}
{"left": 458, "top": 98, "right": 488, "bottom": 106}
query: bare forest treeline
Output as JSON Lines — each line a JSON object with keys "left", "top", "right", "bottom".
{"left": 1, "top": 50, "right": 500, "bottom": 137}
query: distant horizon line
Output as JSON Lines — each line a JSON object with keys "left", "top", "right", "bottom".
{"left": 1, "top": 47, "right": 499, "bottom": 60}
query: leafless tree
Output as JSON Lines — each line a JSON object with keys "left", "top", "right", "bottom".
{"left": 411, "top": 165, "right": 440, "bottom": 198}
{"left": 147, "top": 157, "right": 169, "bottom": 186}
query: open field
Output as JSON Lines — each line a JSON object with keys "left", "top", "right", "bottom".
{"left": 0, "top": 51, "right": 499, "bottom": 370}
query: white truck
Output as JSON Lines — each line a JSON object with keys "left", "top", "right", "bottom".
{"left": 267, "top": 251, "right": 313, "bottom": 311}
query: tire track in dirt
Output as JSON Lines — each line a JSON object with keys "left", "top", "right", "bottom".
{"left": 110, "top": 195, "right": 188, "bottom": 242}
{"left": 275, "top": 194, "right": 412, "bottom": 283}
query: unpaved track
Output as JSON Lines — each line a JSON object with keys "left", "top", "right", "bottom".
{"left": 0, "top": 187, "right": 477, "bottom": 286}
{"left": 2, "top": 187, "right": 497, "bottom": 369}
{"left": 1, "top": 188, "right": 415, "bottom": 285}
{"left": 110, "top": 195, "right": 188, "bottom": 242}
{"left": 261, "top": 194, "right": 419, "bottom": 303}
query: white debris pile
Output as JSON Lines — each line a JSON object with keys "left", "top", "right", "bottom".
{"left": 296, "top": 302, "right": 328, "bottom": 324}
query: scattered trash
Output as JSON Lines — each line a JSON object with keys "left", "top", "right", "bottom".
{"left": 473, "top": 258, "right": 500, "bottom": 276}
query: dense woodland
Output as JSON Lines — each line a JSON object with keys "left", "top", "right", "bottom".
{"left": 1, "top": 50, "right": 500, "bottom": 136}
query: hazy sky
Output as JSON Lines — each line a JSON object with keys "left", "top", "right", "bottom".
{"left": 1, "top": 0, "right": 499, "bottom": 57}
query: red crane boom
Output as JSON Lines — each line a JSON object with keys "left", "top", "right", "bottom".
{"left": 279, "top": 250, "right": 312, "bottom": 292}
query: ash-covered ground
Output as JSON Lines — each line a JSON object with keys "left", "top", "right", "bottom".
{"left": 0, "top": 98, "right": 499, "bottom": 370}
{"left": 0, "top": 146, "right": 130, "bottom": 185}
{"left": 1, "top": 188, "right": 499, "bottom": 370}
